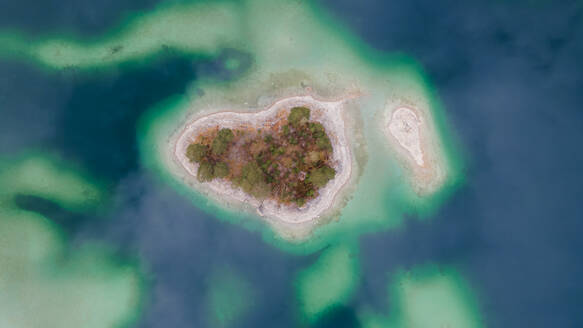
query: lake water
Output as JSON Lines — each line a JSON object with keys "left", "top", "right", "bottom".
{"left": 0, "top": 0, "right": 582, "bottom": 327}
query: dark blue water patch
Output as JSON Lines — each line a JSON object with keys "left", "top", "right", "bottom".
{"left": 1, "top": 0, "right": 582, "bottom": 327}
{"left": 319, "top": 0, "right": 583, "bottom": 86}
{"left": 0, "top": 59, "right": 74, "bottom": 154}
{"left": 0, "top": 0, "right": 165, "bottom": 37}
{"left": 355, "top": 186, "right": 481, "bottom": 313}
{"left": 73, "top": 170, "right": 313, "bottom": 328}
{"left": 311, "top": 305, "right": 361, "bottom": 328}
{"left": 197, "top": 48, "right": 255, "bottom": 82}
{"left": 439, "top": 26, "right": 583, "bottom": 327}
{"left": 446, "top": 68, "right": 583, "bottom": 327}
{"left": 53, "top": 53, "right": 201, "bottom": 183}
{"left": 0, "top": 52, "right": 204, "bottom": 180}
{"left": 321, "top": 0, "right": 583, "bottom": 327}
{"left": 356, "top": 64, "right": 583, "bottom": 326}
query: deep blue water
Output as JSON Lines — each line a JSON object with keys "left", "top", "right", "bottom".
{"left": 1, "top": 0, "right": 582, "bottom": 327}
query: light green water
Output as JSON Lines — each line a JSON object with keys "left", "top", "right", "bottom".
{"left": 359, "top": 265, "right": 484, "bottom": 328}
{"left": 205, "top": 266, "right": 256, "bottom": 327}
{"left": 295, "top": 243, "right": 359, "bottom": 322}
{"left": 0, "top": 152, "right": 144, "bottom": 328}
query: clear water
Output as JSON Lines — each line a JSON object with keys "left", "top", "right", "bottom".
{"left": 0, "top": 0, "right": 582, "bottom": 327}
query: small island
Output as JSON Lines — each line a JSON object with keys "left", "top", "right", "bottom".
{"left": 173, "top": 95, "right": 354, "bottom": 235}
{"left": 384, "top": 103, "right": 447, "bottom": 196}
{"left": 184, "top": 106, "right": 337, "bottom": 207}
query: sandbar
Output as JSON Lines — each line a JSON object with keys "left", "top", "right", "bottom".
{"left": 388, "top": 107, "right": 424, "bottom": 166}
{"left": 384, "top": 104, "right": 447, "bottom": 196}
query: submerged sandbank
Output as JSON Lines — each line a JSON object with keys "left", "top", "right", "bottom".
{"left": 383, "top": 101, "right": 448, "bottom": 196}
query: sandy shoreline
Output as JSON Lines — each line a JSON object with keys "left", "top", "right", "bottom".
{"left": 173, "top": 95, "right": 354, "bottom": 228}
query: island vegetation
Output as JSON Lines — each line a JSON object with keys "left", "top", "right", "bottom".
{"left": 185, "top": 107, "right": 336, "bottom": 207}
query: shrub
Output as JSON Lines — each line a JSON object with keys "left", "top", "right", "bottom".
{"left": 214, "top": 162, "right": 229, "bottom": 178}
{"left": 197, "top": 161, "right": 214, "bottom": 182}
{"left": 186, "top": 143, "right": 208, "bottom": 163}
{"left": 288, "top": 107, "right": 310, "bottom": 127}
{"left": 217, "top": 128, "right": 235, "bottom": 141}
{"left": 316, "top": 135, "right": 332, "bottom": 151}
{"left": 241, "top": 162, "right": 264, "bottom": 184}
{"left": 295, "top": 197, "right": 306, "bottom": 207}
{"left": 309, "top": 122, "right": 326, "bottom": 138}
{"left": 307, "top": 151, "right": 321, "bottom": 163}
{"left": 212, "top": 128, "right": 234, "bottom": 155}
{"left": 238, "top": 162, "right": 270, "bottom": 198}
{"left": 307, "top": 165, "right": 336, "bottom": 188}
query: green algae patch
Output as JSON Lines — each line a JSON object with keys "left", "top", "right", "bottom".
{"left": 205, "top": 266, "right": 256, "bottom": 328}
{"left": 0, "top": 153, "right": 145, "bottom": 328}
{"left": 295, "top": 244, "right": 360, "bottom": 322}
{"left": 359, "top": 265, "right": 483, "bottom": 328}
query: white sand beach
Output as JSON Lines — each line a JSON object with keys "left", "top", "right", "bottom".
{"left": 384, "top": 104, "right": 447, "bottom": 196}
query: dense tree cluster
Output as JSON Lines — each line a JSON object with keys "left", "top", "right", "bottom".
{"left": 185, "top": 107, "right": 337, "bottom": 207}
{"left": 185, "top": 128, "right": 234, "bottom": 182}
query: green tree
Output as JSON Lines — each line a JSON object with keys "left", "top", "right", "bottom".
{"left": 316, "top": 135, "right": 332, "bottom": 151}
{"left": 237, "top": 162, "right": 270, "bottom": 198}
{"left": 197, "top": 161, "right": 215, "bottom": 182}
{"left": 214, "top": 162, "right": 230, "bottom": 178}
{"left": 309, "top": 122, "right": 326, "bottom": 138}
{"left": 307, "top": 165, "right": 336, "bottom": 188}
{"left": 186, "top": 143, "right": 208, "bottom": 163}
{"left": 288, "top": 107, "right": 310, "bottom": 127}
{"left": 212, "top": 128, "right": 234, "bottom": 155}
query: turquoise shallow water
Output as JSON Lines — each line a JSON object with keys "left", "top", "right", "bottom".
{"left": 0, "top": 0, "right": 582, "bottom": 327}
